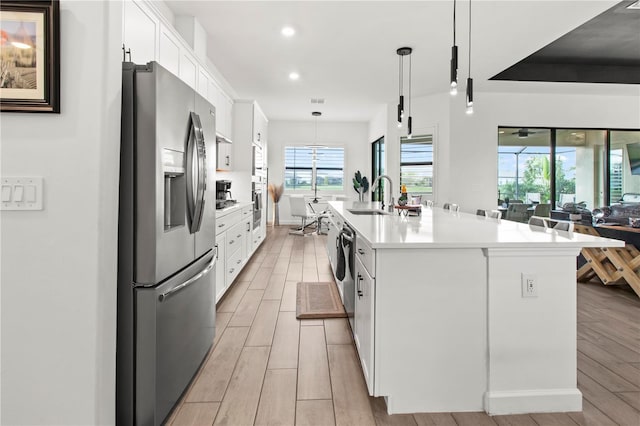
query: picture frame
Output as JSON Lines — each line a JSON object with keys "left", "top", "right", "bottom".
{"left": 0, "top": 0, "right": 60, "bottom": 113}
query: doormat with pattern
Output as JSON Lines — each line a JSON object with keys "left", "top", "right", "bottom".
{"left": 296, "top": 281, "right": 347, "bottom": 319}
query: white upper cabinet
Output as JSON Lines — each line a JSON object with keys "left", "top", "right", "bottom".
{"left": 197, "top": 70, "right": 209, "bottom": 99}
{"left": 180, "top": 50, "right": 197, "bottom": 89}
{"left": 212, "top": 87, "right": 233, "bottom": 141}
{"left": 159, "top": 24, "right": 180, "bottom": 76}
{"left": 122, "top": 0, "right": 157, "bottom": 64}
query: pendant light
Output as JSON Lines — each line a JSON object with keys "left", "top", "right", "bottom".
{"left": 407, "top": 51, "right": 413, "bottom": 139}
{"left": 450, "top": 0, "right": 458, "bottom": 95}
{"left": 397, "top": 52, "right": 404, "bottom": 128}
{"left": 465, "top": 0, "right": 474, "bottom": 114}
{"left": 310, "top": 111, "right": 322, "bottom": 203}
{"left": 397, "top": 47, "right": 413, "bottom": 134}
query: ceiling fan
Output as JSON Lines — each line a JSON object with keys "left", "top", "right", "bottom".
{"left": 510, "top": 128, "right": 544, "bottom": 138}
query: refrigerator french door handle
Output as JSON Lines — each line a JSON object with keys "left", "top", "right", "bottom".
{"left": 186, "top": 112, "right": 207, "bottom": 233}
{"left": 158, "top": 256, "right": 216, "bottom": 302}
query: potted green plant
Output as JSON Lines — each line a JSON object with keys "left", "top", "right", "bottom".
{"left": 353, "top": 171, "right": 369, "bottom": 202}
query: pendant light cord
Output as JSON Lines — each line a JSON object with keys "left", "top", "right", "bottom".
{"left": 468, "top": 0, "right": 471, "bottom": 75}
{"left": 399, "top": 55, "right": 402, "bottom": 98}
{"left": 453, "top": 0, "right": 456, "bottom": 45}
{"left": 408, "top": 54, "right": 412, "bottom": 117}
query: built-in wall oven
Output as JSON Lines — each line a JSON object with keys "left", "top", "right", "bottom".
{"left": 252, "top": 143, "right": 264, "bottom": 179}
{"left": 252, "top": 183, "right": 262, "bottom": 229}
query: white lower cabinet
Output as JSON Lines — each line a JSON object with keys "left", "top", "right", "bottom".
{"left": 226, "top": 246, "right": 243, "bottom": 284}
{"left": 227, "top": 221, "right": 245, "bottom": 261}
{"left": 354, "top": 255, "right": 375, "bottom": 395}
{"left": 215, "top": 204, "right": 263, "bottom": 303}
{"left": 215, "top": 232, "right": 227, "bottom": 301}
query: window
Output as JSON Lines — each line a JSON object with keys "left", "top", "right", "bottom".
{"left": 497, "top": 129, "right": 551, "bottom": 203}
{"left": 371, "top": 137, "right": 385, "bottom": 201}
{"left": 498, "top": 127, "right": 640, "bottom": 210}
{"left": 284, "top": 146, "right": 344, "bottom": 191}
{"left": 400, "top": 134, "right": 433, "bottom": 193}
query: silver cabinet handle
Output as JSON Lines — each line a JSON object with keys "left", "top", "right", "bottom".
{"left": 357, "top": 273, "right": 363, "bottom": 298}
{"left": 229, "top": 239, "right": 235, "bottom": 244}
{"left": 229, "top": 268, "right": 234, "bottom": 274}
{"left": 225, "top": 155, "right": 230, "bottom": 166}
{"left": 237, "top": 234, "right": 242, "bottom": 238}
{"left": 236, "top": 259, "right": 241, "bottom": 265}
{"left": 357, "top": 248, "right": 365, "bottom": 255}
{"left": 159, "top": 256, "right": 216, "bottom": 302}
{"left": 218, "top": 223, "right": 225, "bottom": 228}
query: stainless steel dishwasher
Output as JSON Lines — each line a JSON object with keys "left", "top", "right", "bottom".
{"left": 337, "top": 223, "right": 355, "bottom": 331}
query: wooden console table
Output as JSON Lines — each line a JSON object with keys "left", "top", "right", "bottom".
{"left": 574, "top": 224, "right": 640, "bottom": 297}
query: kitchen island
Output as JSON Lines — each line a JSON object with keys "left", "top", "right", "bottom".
{"left": 326, "top": 201, "right": 623, "bottom": 416}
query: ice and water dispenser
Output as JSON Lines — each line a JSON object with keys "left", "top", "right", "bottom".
{"left": 163, "top": 148, "right": 186, "bottom": 230}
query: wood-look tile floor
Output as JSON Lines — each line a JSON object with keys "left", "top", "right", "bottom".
{"left": 167, "top": 226, "right": 640, "bottom": 426}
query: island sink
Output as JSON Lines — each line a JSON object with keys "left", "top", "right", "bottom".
{"left": 347, "top": 208, "right": 391, "bottom": 216}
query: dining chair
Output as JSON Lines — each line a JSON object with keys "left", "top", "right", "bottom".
{"left": 288, "top": 196, "right": 318, "bottom": 235}
{"left": 486, "top": 210, "right": 502, "bottom": 219}
{"left": 528, "top": 216, "right": 548, "bottom": 228}
{"left": 553, "top": 221, "right": 574, "bottom": 232}
{"left": 506, "top": 203, "right": 529, "bottom": 222}
{"left": 533, "top": 203, "right": 551, "bottom": 217}
{"left": 442, "top": 203, "right": 451, "bottom": 210}
{"left": 449, "top": 203, "right": 460, "bottom": 212}
{"left": 476, "top": 209, "right": 486, "bottom": 216}
{"left": 425, "top": 200, "right": 434, "bottom": 208}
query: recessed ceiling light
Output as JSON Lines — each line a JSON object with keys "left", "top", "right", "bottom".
{"left": 571, "top": 132, "right": 577, "bottom": 136}
{"left": 498, "top": 130, "right": 505, "bottom": 134}
{"left": 281, "top": 26, "right": 295, "bottom": 37}
{"left": 289, "top": 72, "right": 300, "bottom": 80}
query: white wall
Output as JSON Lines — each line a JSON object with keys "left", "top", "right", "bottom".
{"left": 0, "top": 1, "right": 122, "bottom": 424}
{"left": 384, "top": 93, "right": 452, "bottom": 205}
{"left": 267, "top": 120, "right": 369, "bottom": 224}
{"left": 368, "top": 104, "right": 387, "bottom": 143}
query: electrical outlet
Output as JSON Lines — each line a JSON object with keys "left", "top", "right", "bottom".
{"left": 521, "top": 273, "right": 538, "bottom": 297}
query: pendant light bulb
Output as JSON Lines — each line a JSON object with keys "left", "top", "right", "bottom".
{"left": 450, "top": 46, "right": 458, "bottom": 96}
{"left": 466, "top": 77, "right": 474, "bottom": 114}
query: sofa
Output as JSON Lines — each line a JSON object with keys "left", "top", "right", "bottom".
{"left": 592, "top": 193, "right": 640, "bottom": 225}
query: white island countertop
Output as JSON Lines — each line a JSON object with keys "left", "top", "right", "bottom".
{"left": 328, "top": 200, "right": 623, "bottom": 249}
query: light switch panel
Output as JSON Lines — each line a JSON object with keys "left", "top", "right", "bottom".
{"left": 1, "top": 185, "right": 11, "bottom": 202}
{"left": 1, "top": 177, "right": 44, "bottom": 210}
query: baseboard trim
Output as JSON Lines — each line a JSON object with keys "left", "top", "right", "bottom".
{"left": 484, "top": 389, "right": 582, "bottom": 415}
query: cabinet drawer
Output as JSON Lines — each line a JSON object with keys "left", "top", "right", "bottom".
{"left": 241, "top": 205, "right": 253, "bottom": 218}
{"left": 226, "top": 247, "right": 243, "bottom": 283}
{"left": 226, "top": 222, "right": 244, "bottom": 255}
{"left": 216, "top": 211, "right": 240, "bottom": 234}
{"left": 356, "top": 236, "right": 375, "bottom": 278}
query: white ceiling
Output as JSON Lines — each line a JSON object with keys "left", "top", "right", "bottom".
{"left": 164, "top": 1, "right": 623, "bottom": 122}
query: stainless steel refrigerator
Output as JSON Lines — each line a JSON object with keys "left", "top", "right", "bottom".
{"left": 117, "top": 62, "right": 217, "bottom": 425}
